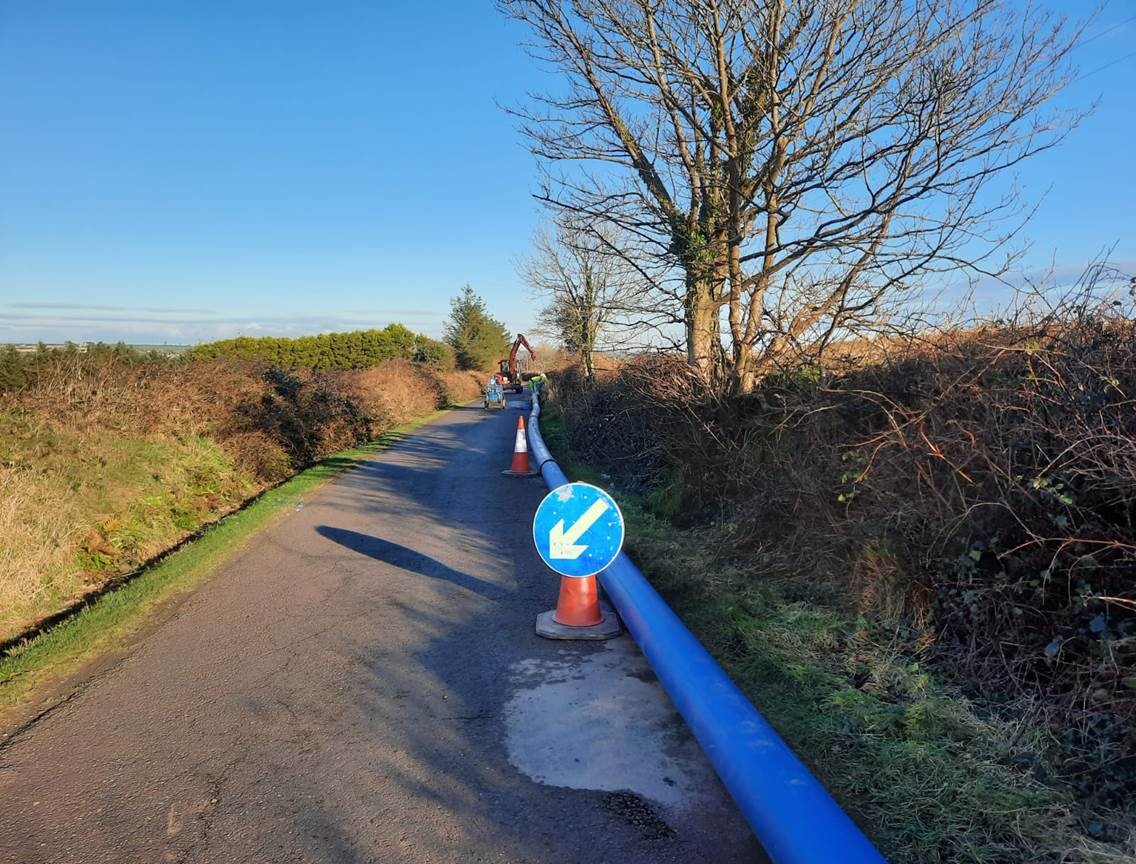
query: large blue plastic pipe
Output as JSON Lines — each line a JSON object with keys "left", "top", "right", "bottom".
{"left": 527, "top": 395, "right": 887, "bottom": 864}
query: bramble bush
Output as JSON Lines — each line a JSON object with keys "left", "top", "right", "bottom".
{"left": 551, "top": 296, "right": 1136, "bottom": 815}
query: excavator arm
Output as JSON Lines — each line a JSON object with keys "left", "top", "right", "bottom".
{"left": 498, "top": 334, "right": 537, "bottom": 391}
{"left": 507, "top": 334, "right": 536, "bottom": 378}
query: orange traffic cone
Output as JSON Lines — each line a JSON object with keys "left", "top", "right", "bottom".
{"left": 535, "top": 575, "right": 621, "bottom": 640}
{"left": 552, "top": 576, "right": 603, "bottom": 626}
{"left": 502, "top": 416, "right": 537, "bottom": 477}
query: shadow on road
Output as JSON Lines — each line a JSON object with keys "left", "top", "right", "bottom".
{"left": 0, "top": 398, "right": 757, "bottom": 864}
{"left": 315, "top": 525, "right": 510, "bottom": 603}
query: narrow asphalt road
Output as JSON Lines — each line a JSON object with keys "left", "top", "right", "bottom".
{"left": 0, "top": 398, "right": 760, "bottom": 863}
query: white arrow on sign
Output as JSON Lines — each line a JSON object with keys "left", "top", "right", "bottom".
{"left": 548, "top": 498, "right": 611, "bottom": 560}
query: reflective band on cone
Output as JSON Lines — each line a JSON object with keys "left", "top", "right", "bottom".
{"left": 503, "top": 416, "right": 536, "bottom": 476}
{"left": 552, "top": 575, "right": 604, "bottom": 627}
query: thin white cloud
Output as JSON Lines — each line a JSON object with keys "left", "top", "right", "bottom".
{"left": 7, "top": 302, "right": 213, "bottom": 314}
{"left": 0, "top": 312, "right": 438, "bottom": 326}
{"left": 342, "top": 308, "right": 440, "bottom": 317}
{"left": 0, "top": 311, "right": 448, "bottom": 344}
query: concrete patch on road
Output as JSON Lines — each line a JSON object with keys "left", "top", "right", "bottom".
{"left": 502, "top": 638, "right": 716, "bottom": 809}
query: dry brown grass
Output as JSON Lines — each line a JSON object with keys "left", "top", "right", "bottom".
{"left": 432, "top": 369, "right": 484, "bottom": 405}
{"left": 344, "top": 360, "right": 441, "bottom": 426}
{"left": 0, "top": 467, "right": 82, "bottom": 625}
{"left": 0, "top": 354, "right": 467, "bottom": 643}
{"left": 551, "top": 301, "right": 1136, "bottom": 820}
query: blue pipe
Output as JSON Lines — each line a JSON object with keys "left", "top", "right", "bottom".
{"left": 527, "top": 395, "right": 887, "bottom": 864}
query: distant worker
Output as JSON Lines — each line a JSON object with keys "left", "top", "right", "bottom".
{"left": 528, "top": 372, "right": 547, "bottom": 396}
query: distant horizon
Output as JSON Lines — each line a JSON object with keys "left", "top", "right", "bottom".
{"left": 2, "top": 340, "right": 191, "bottom": 347}
{"left": 7, "top": 253, "right": 1135, "bottom": 350}
{"left": 0, "top": 320, "right": 451, "bottom": 350}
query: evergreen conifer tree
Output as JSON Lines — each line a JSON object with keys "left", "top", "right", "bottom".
{"left": 443, "top": 286, "right": 509, "bottom": 371}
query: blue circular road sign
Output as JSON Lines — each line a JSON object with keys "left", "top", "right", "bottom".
{"left": 532, "top": 482, "right": 625, "bottom": 578}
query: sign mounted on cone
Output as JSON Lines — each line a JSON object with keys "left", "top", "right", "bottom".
{"left": 533, "top": 482, "right": 624, "bottom": 578}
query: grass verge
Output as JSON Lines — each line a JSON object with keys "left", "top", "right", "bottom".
{"left": 540, "top": 410, "right": 1127, "bottom": 864}
{"left": 0, "top": 412, "right": 444, "bottom": 722}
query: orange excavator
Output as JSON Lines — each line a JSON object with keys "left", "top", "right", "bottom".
{"left": 495, "top": 333, "right": 536, "bottom": 393}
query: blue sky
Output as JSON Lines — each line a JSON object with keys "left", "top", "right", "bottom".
{"left": 0, "top": 1, "right": 1132, "bottom": 345}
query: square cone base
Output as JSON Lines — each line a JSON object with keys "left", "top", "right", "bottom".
{"left": 535, "top": 606, "right": 622, "bottom": 641}
{"left": 502, "top": 468, "right": 539, "bottom": 477}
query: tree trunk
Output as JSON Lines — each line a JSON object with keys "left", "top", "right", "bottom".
{"left": 686, "top": 277, "right": 719, "bottom": 382}
{"left": 730, "top": 343, "right": 757, "bottom": 395}
{"left": 580, "top": 321, "right": 595, "bottom": 382}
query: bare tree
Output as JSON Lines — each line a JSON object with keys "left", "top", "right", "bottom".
{"left": 522, "top": 219, "right": 642, "bottom": 379}
{"left": 501, "top": 0, "right": 1085, "bottom": 393}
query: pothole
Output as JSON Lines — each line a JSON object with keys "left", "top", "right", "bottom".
{"left": 603, "top": 790, "right": 676, "bottom": 839}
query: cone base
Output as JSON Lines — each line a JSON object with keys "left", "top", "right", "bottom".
{"left": 535, "top": 608, "right": 622, "bottom": 641}
{"left": 502, "top": 468, "right": 538, "bottom": 477}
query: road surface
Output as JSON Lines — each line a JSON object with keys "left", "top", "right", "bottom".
{"left": 0, "top": 398, "right": 761, "bottom": 863}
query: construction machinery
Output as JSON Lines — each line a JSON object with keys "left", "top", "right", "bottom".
{"left": 495, "top": 333, "right": 536, "bottom": 393}
{"left": 483, "top": 376, "right": 506, "bottom": 410}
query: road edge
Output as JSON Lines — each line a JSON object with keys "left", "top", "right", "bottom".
{"left": 0, "top": 409, "right": 453, "bottom": 737}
